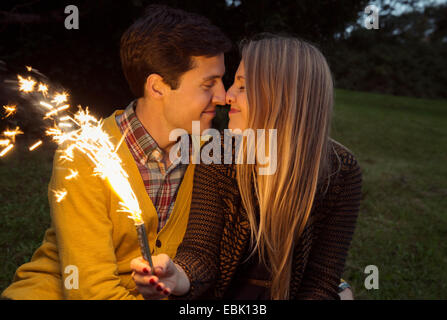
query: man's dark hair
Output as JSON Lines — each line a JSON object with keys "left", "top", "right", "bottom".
{"left": 120, "top": 5, "right": 232, "bottom": 98}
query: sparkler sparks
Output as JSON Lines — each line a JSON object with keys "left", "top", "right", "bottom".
{"left": 45, "top": 104, "right": 71, "bottom": 119}
{"left": 29, "top": 140, "right": 43, "bottom": 151}
{"left": 52, "top": 92, "right": 68, "bottom": 105}
{"left": 11, "top": 68, "right": 143, "bottom": 223}
{"left": 45, "top": 127, "right": 62, "bottom": 137}
{"left": 53, "top": 189, "right": 67, "bottom": 203}
{"left": 59, "top": 116, "right": 71, "bottom": 122}
{"left": 18, "top": 75, "right": 36, "bottom": 92}
{"left": 45, "top": 109, "right": 59, "bottom": 118}
{"left": 4, "top": 66, "right": 152, "bottom": 268}
{"left": 2, "top": 105, "right": 17, "bottom": 118}
{"left": 40, "top": 101, "right": 54, "bottom": 110}
{"left": 38, "top": 83, "right": 48, "bottom": 96}
{"left": 3, "top": 127, "right": 24, "bottom": 143}
{"left": 47, "top": 108, "right": 143, "bottom": 224}
{"left": 65, "top": 169, "right": 79, "bottom": 180}
{"left": 0, "top": 144, "right": 14, "bottom": 157}
{"left": 57, "top": 104, "right": 70, "bottom": 112}
{"left": 58, "top": 122, "right": 73, "bottom": 128}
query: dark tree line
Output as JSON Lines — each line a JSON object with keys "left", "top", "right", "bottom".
{"left": 0, "top": 0, "right": 445, "bottom": 126}
{"left": 328, "top": 1, "right": 447, "bottom": 99}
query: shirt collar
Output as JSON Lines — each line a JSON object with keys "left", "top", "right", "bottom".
{"left": 119, "top": 100, "right": 165, "bottom": 166}
{"left": 118, "top": 100, "right": 211, "bottom": 169}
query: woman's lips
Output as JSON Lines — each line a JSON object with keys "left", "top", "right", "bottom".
{"left": 202, "top": 109, "right": 216, "bottom": 116}
{"left": 229, "top": 108, "right": 240, "bottom": 114}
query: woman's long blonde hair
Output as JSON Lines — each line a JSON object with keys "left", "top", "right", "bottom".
{"left": 236, "top": 35, "right": 334, "bottom": 300}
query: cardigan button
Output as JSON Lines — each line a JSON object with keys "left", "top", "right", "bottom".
{"left": 155, "top": 239, "right": 162, "bottom": 248}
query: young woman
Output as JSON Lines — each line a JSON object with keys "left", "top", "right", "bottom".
{"left": 131, "top": 34, "right": 363, "bottom": 300}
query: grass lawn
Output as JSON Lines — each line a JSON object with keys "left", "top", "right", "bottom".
{"left": 1, "top": 88, "right": 446, "bottom": 299}
{"left": 332, "top": 89, "right": 447, "bottom": 299}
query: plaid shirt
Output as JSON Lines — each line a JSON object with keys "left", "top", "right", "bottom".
{"left": 116, "top": 101, "right": 188, "bottom": 232}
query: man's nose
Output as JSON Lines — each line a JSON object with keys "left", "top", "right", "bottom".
{"left": 212, "top": 82, "right": 226, "bottom": 106}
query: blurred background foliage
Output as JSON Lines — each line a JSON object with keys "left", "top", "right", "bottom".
{"left": 1, "top": 0, "right": 446, "bottom": 125}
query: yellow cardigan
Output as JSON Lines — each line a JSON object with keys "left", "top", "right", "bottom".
{"left": 2, "top": 110, "right": 197, "bottom": 300}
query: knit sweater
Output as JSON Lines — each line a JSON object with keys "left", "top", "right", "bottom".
{"left": 173, "top": 139, "right": 362, "bottom": 300}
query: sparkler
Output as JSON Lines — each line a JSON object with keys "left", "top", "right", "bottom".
{"left": 44, "top": 104, "right": 70, "bottom": 119}
{"left": 47, "top": 109, "right": 154, "bottom": 269}
{"left": 17, "top": 75, "right": 36, "bottom": 92}
{"left": 52, "top": 92, "right": 68, "bottom": 105}
{"left": 0, "top": 139, "right": 12, "bottom": 157}
{"left": 0, "top": 144, "right": 13, "bottom": 157}
{"left": 135, "top": 223, "right": 154, "bottom": 268}
{"left": 3, "top": 127, "right": 24, "bottom": 143}
{"left": 65, "top": 169, "right": 78, "bottom": 180}
{"left": 6, "top": 67, "right": 154, "bottom": 269}
{"left": 53, "top": 189, "right": 67, "bottom": 203}
{"left": 29, "top": 140, "right": 43, "bottom": 151}
{"left": 38, "top": 83, "right": 48, "bottom": 96}
{"left": 3, "top": 105, "right": 17, "bottom": 118}
{"left": 40, "top": 101, "right": 54, "bottom": 110}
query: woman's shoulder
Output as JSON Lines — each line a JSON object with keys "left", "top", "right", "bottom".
{"left": 317, "top": 138, "right": 362, "bottom": 199}
{"left": 328, "top": 138, "right": 361, "bottom": 174}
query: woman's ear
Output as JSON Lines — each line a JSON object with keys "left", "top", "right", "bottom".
{"left": 144, "top": 74, "right": 169, "bottom": 99}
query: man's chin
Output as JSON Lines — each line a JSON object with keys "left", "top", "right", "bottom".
{"left": 185, "top": 118, "right": 213, "bottom": 136}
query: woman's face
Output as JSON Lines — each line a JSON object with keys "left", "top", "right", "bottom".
{"left": 226, "top": 61, "right": 248, "bottom": 131}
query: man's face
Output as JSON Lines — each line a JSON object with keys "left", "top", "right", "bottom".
{"left": 163, "top": 54, "right": 226, "bottom": 134}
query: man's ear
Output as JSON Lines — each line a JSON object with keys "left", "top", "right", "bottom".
{"left": 144, "top": 74, "right": 170, "bottom": 99}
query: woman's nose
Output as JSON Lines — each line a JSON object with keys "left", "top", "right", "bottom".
{"left": 226, "top": 89, "right": 235, "bottom": 105}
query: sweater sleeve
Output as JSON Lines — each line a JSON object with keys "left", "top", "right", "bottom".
{"left": 295, "top": 152, "right": 362, "bottom": 300}
{"left": 49, "top": 147, "right": 140, "bottom": 300}
{"left": 171, "top": 163, "right": 227, "bottom": 299}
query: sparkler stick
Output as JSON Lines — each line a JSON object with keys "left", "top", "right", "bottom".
{"left": 135, "top": 223, "right": 154, "bottom": 270}
{"left": 65, "top": 169, "right": 78, "bottom": 180}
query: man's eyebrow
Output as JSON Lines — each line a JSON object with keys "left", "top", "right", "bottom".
{"left": 236, "top": 75, "right": 245, "bottom": 80}
{"left": 202, "top": 75, "right": 223, "bottom": 81}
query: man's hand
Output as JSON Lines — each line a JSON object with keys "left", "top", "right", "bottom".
{"left": 130, "top": 254, "right": 190, "bottom": 299}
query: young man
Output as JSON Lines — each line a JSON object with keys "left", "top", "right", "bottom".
{"left": 2, "top": 5, "right": 231, "bottom": 300}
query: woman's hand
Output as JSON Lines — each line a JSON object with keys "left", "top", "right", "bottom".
{"left": 130, "top": 254, "right": 190, "bottom": 299}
